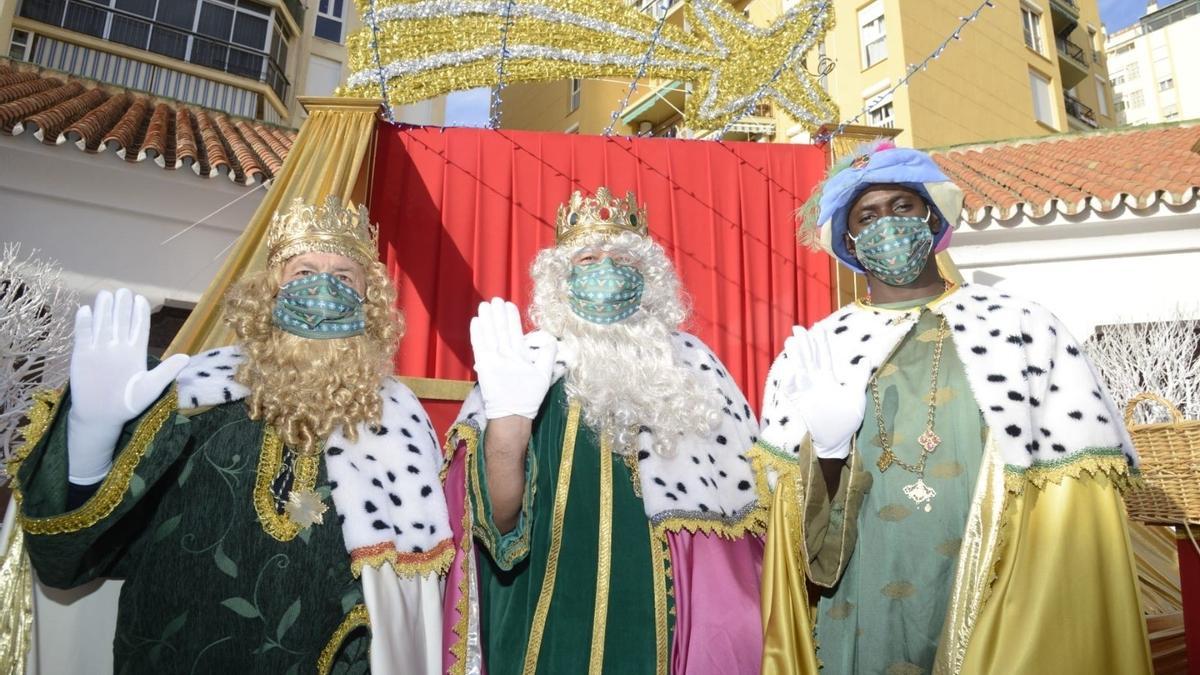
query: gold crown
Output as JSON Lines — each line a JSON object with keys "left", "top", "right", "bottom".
{"left": 555, "top": 187, "right": 649, "bottom": 246}
{"left": 266, "top": 196, "right": 379, "bottom": 269}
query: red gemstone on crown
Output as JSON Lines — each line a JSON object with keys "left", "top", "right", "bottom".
{"left": 598, "top": 207, "right": 611, "bottom": 219}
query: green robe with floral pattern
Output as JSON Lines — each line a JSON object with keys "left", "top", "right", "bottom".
{"left": 13, "top": 387, "right": 370, "bottom": 675}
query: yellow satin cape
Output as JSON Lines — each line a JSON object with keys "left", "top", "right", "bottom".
{"left": 759, "top": 438, "right": 1153, "bottom": 675}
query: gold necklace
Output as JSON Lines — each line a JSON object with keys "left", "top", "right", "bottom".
{"left": 871, "top": 314, "right": 946, "bottom": 512}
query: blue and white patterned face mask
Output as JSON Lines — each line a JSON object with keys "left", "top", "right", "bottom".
{"left": 567, "top": 258, "right": 645, "bottom": 325}
{"left": 849, "top": 212, "right": 934, "bottom": 286}
{"left": 273, "top": 272, "right": 366, "bottom": 339}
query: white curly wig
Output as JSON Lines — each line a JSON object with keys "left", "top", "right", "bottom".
{"left": 530, "top": 232, "right": 722, "bottom": 456}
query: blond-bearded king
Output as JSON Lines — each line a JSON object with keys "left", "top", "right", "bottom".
{"left": 441, "top": 189, "right": 766, "bottom": 675}
{"left": 10, "top": 197, "right": 451, "bottom": 673}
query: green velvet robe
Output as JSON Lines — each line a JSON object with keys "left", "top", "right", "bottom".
{"left": 12, "top": 387, "right": 370, "bottom": 675}
{"left": 469, "top": 381, "right": 674, "bottom": 675}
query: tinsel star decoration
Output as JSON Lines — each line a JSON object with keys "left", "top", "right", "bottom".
{"left": 285, "top": 488, "right": 328, "bottom": 529}
{"left": 340, "top": 0, "right": 837, "bottom": 130}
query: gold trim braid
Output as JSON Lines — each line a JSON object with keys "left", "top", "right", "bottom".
{"left": 649, "top": 524, "right": 670, "bottom": 675}
{"left": 521, "top": 401, "right": 582, "bottom": 675}
{"left": 317, "top": 603, "right": 370, "bottom": 675}
{"left": 20, "top": 391, "right": 177, "bottom": 536}
{"left": 587, "top": 435, "right": 615, "bottom": 675}
{"left": 5, "top": 389, "right": 61, "bottom": 480}
{"left": 1003, "top": 449, "right": 1133, "bottom": 494}
{"left": 0, "top": 524, "right": 34, "bottom": 675}
{"left": 253, "top": 426, "right": 321, "bottom": 542}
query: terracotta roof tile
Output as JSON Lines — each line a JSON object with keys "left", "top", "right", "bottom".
{"left": 101, "top": 96, "right": 149, "bottom": 155}
{"left": 235, "top": 120, "right": 283, "bottom": 175}
{"left": 192, "top": 109, "right": 230, "bottom": 178}
{"left": 173, "top": 106, "right": 198, "bottom": 169}
{"left": 65, "top": 92, "right": 131, "bottom": 151}
{"left": 0, "top": 74, "right": 56, "bottom": 104}
{"left": 0, "top": 61, "right": 296, "bottom": 185}
{"left": 215, "top": 114, "right": 264, "bottom": 185}
{"left": 932, "top": 123, "right": 1200, "bottom": 223}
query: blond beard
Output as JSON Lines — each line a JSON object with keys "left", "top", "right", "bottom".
{"left": 557, "top": 310, "right": 721, "bottom": 457}
{"left": 237, "top": 329, "right": 392, "bottom": 454}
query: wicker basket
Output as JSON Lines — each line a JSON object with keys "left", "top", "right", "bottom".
{"left": 1122, "top": 393, "right": 1200, "bottom": 526}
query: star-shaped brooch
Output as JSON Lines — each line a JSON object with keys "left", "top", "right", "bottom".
{"left": 285, "top": 488, "right": 328, "bottom": 529}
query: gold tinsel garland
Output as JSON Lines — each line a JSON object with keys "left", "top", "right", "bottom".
{"left": 340, "top": 0, "right": 837, "bottom": 130}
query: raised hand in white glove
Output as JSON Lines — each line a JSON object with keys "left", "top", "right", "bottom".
{"left": 67, "top": 289, "right": 190, "bottom": 484}
{"left": 781, "top": 326, "right": 867, "bottom": 460}
{"left": 470, "top": 298, "right": 558, "bottom": 420}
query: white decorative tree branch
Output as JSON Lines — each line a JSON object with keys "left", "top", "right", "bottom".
{"left": 1085, "top": 316, "right": 1200, "bottom": 425}
{"left": 0, "top": 243, "right": 75, "bottom": 476}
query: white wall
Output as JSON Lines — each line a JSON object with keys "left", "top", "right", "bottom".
{"left": 950, "top": 200, "right": 1200, "bottom": 338}
{"left": 0, "top": 134, "right": 265, "bottom": 310}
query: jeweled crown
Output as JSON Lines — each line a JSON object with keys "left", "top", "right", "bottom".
{"left": 266, "top": 196, "right": 379, "bottom": 269}
{"left": 555, "top": 187, "right": 649, "bottom": 246}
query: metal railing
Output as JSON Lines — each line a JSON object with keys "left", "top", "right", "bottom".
{"left": 1064, "top": 93, "right": 1098, "bottom": 127}
{"left": 1055, "top": 35, "right": 1086, "bottom": 65}
{"left": 19, "top": 0, "right": 289, "bottom": 102}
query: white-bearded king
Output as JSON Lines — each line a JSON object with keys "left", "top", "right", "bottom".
{"left": 9, "top": 197, "right": 451, "bottom": 673}
{"left": 441, "top": 188, "right": 766, "bottom": 674}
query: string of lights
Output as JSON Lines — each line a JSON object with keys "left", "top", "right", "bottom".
{"left": 364, "top": 0, "right": 395, "bottom": 123}
{"left": 488, "top": 0, "right": 518, "bottom": 129}
{"left": 602, "top": 0, "right": 673, "bottom": 136}
{"left": 814, "top": 0, "right": 995, "bottom": 143}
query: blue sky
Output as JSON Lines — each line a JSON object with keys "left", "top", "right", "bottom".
{"left": 1100, "top": 0, "right": 1176, "bottom": 31}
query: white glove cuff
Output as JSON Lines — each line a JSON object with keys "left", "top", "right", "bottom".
{"left": 66, "top": 409, "right": 123, "bottom": 485}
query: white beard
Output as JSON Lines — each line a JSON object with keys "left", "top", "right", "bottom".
{"left": 556, "top": 309, "right": 721, "bottom": 457}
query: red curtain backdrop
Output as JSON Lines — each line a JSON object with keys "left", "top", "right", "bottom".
{"left": 370, "top": 121, "right": 831, "bottom": 429}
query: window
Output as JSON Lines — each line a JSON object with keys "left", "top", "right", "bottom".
{"left": 865, "top": 93, "right": 894, "bottom": 128}
{"left": 1112, "top": 42, "right": 1135, "bottom": 56}
{"left": 316, "top": 0, "right": 344, "bottom": 43}
{"left": 1128, "top": 90, "right": 1145, "bottom": 108}
{"left": 1088, "top": 27, "right": 1100, "bottom": 63}
{"left": 1163, "top": 103, "right": 1178, "bottom": 119}
{"left": 858, "top": 1, "right": 887, "bottom": 69}
{"left": 1158, "top": 77, "right": 1174, "bottom": 91}
{"left": 1028, "top": 69, "right": 1054, "bottom": 126}
{"left": 304, "top": 54, "right": 342, "bottom": 97}
{"left": 1021, "top": 7, "right": 1044, "bottom": 55}
{"left": 569, "top": 78, "right": 582, "bottom": 111}
{"left": 1125, "top": 62, "right": 1139, "bottom": 79}
{"left": 1095, "top": 77, "right": 1108, "bottom": 116}
{"left": 1110, "top": 73, "right": 1125, "bottom": 87}
{"left": 9, "top": 29, "right": 31, "bottom": 61}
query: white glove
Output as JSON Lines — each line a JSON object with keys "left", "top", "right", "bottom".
{"left": 781, "top": 326, "right": 867, "bottom": 460}
{"left": 470, "top": 298, "right": 558, "bottom": 420}
{"left": 67, "top": 289, "right": 190, "bottom": 484}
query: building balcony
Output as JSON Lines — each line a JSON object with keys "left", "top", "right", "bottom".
{"left": 619, "top": 79, "right": 687, "bottom": 132}
{"left": 1049, "top": 0, "right": 1079, "bottom": 34}
{"left": 1064, "top": 93, "right": 1098, "bottom": 129}
{"left": 17, "top": 0, "right": 290, "bottom": 104}
{"left": 1055, "top": 35, "right": 1089, "bottom": 88}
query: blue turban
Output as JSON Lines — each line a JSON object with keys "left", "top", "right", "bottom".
{"left": 805, "top": 141, "right": 963, "bottom": 273}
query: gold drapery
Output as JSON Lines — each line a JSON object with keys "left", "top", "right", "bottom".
{"left": 166, "top": 97, "right": 382, "bottom": 356}
{"left": 960, "top": 472, "right": 1153, "bottom": 674}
